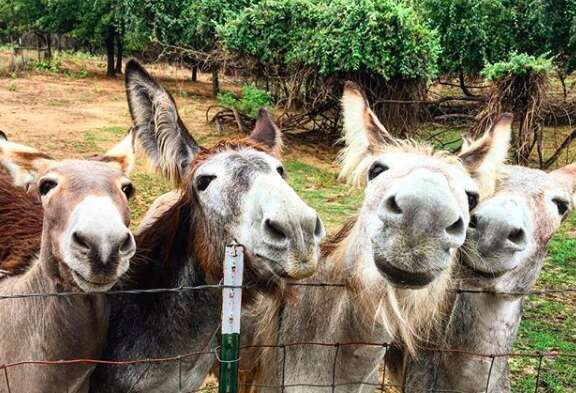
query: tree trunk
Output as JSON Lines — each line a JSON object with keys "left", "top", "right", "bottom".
{"left": 105, "top": 27, "right": 115, "bottom": 78}
{"left": 191, "top": 63, "right": 198, "bottom": 82}
{"left": 558, "top": 70, "right": 567, "bottom": 101}
{"left": 115, "top": 32, "right": 123, "bottom": 74}
{"left": 459, "top": 71, "right": 476, "bottom": 97}
{"left": 46, "top": 34, "right": 52, "bottom": 61}
{"left": 212, "top": 69, "right": 219, "bottom": 97}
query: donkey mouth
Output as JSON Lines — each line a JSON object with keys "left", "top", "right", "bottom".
{"left": 461, "top": 259, "right": 509, "bottom": 279}
{"left": 374, "top": 259, "right": 437, "bottom": 289}
{"left": 71, "top": 270, "right": 118, "bottom": 290}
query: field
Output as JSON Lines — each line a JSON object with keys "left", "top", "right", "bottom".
{"left": 0, "top": 50, "right": 574, "bottom": 392}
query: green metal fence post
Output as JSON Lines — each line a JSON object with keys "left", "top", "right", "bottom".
{"left": 219, "top": 242, "right": 244, "bottom": 393}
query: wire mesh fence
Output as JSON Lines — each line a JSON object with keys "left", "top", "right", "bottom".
{"left": 0, "top": 244, "right": 574, "bottom": 393}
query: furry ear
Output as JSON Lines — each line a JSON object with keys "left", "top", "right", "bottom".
{"left": 337, "top": 81, "right": 393, "bottom": 186}
{"left": 125, "top": 59, "right": 199, "bottom": 185}
{"left": 248, "top": 109, "right": 283, "bottom": 156}
{"left": 95, "top": 128, "right": 136, "bottom": 175}
{"left": 459, "top": 113, "right": 512, "bottom": 197}
{"left": 550, "top": 163, "right": 576, "bottom": 204}
{"left": 0, "top": 136, "right": 54, "bottom": 187}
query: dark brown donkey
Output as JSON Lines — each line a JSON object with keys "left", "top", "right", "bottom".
{"left": 89, "top": 60, "right": 325, "bottom": 392}
{"left": 0, "top": 134, "right": 136, "bottom": 393}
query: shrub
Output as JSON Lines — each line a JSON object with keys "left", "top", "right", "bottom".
{"left": 482, "top": 52, "right": 553, "bottom": 81}
{"left": 217, "top": 84, "right": 272, "bottom": 117}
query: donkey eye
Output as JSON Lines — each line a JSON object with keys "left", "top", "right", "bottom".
{"left": 466, "top": 191, "right": 479, "bottom": 211}
{"left": 197, "top": 175, "right": 216, "bottom": 192}
{"left": 121, "top": 183, "right": 135, "bottom": 199}
{"left": 276, "top": 166, "right": 284, "bottom": 177}
{"left": 553, "top": 198, "right": 569, "bottom": 216}
{"left": 368, "top": 163, "right": 388, "bottom": 181}
{"left": 38, "top": 179, "right": 58, "bottom": 196}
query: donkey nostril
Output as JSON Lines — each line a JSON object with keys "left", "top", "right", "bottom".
{"left": 314, "top": 216, "right": 324, "bottom": 238}
{"left": 508, "top": 228, "right": 526, "bottom": 246}
{"left": 119, "top": 233, "right": 134, "bottom": 254}
{"left": 265, "top": 219, "right": 288, "bottom": 241}
{"left": 72, "top": 232, "right": 91, "bottom": 250}
{"left": 385, "top": 195, "right": 402, "bottom": 215}
{"left": 446, "top": 217, "right": 464, "bottom": 236}
{"left": 469, "top": 214, "right": 478, "bottom": 229}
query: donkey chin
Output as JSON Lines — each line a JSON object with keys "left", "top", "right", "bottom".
{"left": 372, "top": 238, "right": 454, "bottom": 289}
{"left": 60, "top": 243, "right": 133, "bottom": 292}
{"left": 249, "top": 248, "right": 319, "bottom": 282}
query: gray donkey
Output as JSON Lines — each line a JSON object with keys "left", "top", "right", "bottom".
{"left": 399, "top": 160, "right": 576, "bottom": 393}
{"left": 89, "top": 60, "right": 325, "bottom": 392}
{"left": 236, "top": 83, "right": 511, "bottom": 393}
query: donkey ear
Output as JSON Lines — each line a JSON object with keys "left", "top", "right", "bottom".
{"left": 550, "top": 163, "right": 576, "bottom": 203}
{"left": 248, "top": 109, "right": 283, "bottom": 156}
{"left": 0, "top": 137, "right": 54, "bottom": 187}
{"left": 97, "top": 128, "right": 136, "bottom": 175}
{"left": 338, "top": 81, "right": 393, "bottom": 186}
{"left": 125, "top": 59, "right": 199, "bottom": 184}
{"left": 459, "top": 113, "right": 512, "bottom": 197}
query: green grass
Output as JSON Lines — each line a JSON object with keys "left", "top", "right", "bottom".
{"left": 509, "top": 215, "right": 576, "bottom": 392}
{"left": 284, "top": 160, "right": 362, "bottom": 230}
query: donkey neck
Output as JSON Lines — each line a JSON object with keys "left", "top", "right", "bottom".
{"left": 0, "top": 227, "right": 109, "bottom": 393}
{"left": 432, "top": 286, "right": 523, "bottom": 393}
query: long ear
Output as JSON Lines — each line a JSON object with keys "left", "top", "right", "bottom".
{"left": 248, "top": 109, "right": 283, "bottom": 157}
{"left": 459, "top": 113, "right": 512, "bottom": 197}
{"left": 125, "top": 59, "right": 199, "bottom": 184}
{"left": 550, "top": 163, "right": 576, "bottom": 204}
{"left": 0, "top": 136, "right": 54, "bottom": 187}
{"left": 337, "top": 81, "right": 393, "bottom": 186}
{"left": 95, "top": 128, "right": 136, "bottom": 175}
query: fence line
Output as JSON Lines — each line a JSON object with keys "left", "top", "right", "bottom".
{"left": 0, "top": 283, "right": 574, "bottom": 301}
{"left": 0, "top": 254, "right": 574, "bottom": 392}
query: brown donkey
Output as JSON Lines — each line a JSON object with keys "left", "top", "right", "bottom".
{"left": 0, "top": 134, "right": 136, "bottom": 393}
{"left": 401, "top": 161, "right": 576, "bottom": 393}
{"left": 89, "top": 60, "right": 324, "bottom": 392}
{"left": 236, "top": 83, "right": 510, "bottom": 393}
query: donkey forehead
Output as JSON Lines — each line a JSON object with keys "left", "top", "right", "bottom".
{"left": 375, "top": 152, "right": 472, "bottom": 184}
{"left": 43, "top": 160, "right": 126, "bottom": 188}
{"left": 499, "top": 166, "right": 571, "bottom": 197}
{"left": 195, "top": 149, "right": 279, "bottom": 176}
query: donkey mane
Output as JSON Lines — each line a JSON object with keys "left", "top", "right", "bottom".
{"left": 0, "top": 172, "right": 43, "bottom": 276}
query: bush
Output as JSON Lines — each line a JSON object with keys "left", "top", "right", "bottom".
{"left": 217, "top": 84, "right": 272, "bottom": 117}
{"left": 221, "top": 0, "right": 439, "bottom": 80}
{"left": 482, "top": 52, "right": 553, "bottom": 81}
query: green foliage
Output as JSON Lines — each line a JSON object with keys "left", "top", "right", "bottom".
{"left": 221, "top": 0, "right": 440, "bottom": 80}
{"left": 419, "top": 0, "right": 515, "bottom": 75}
{"left": 217, "top": 84, "right": 272, "bottom": 117}
{"left": 482, "top": 52, "right": 553, "bottom": 81}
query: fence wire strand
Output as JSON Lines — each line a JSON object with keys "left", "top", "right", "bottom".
{"left": 0, "top": 281, "right": 574, "bottom": 392}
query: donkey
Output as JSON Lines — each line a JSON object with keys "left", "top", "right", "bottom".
{"left": 89, "top": 60, "right": 325, "bottom": 392}
{"left": 400, "top": 161, "right": 576, "bottom": 393}
{"left": 0, "top": 135, "right": 136, "bottom": 393}
{"left": 236, "top": 82, "right": 510, "bottom": 393}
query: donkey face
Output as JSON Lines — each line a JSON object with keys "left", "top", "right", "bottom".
{"left": 462, "top": 163, "right": 576, "bottom": 292}
{"left": 339, "top": 83, "right": 510, "bottom": 289}
{"left": 0, "top": 134, "right": 136, "bottom": 291}
{"left": 125, "top": 60, "right": 324, "bottom": 281}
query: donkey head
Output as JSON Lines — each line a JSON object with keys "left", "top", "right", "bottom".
{"left": 125, "top": 60, "right": 324, "bottom": 283}
{"left": 339, "top": 83, "right": 510, "bottom": 289}
{"left": 0, "top": 134, "right": 136, "bottom": 291}
{"left": 462, "top": 163, "right": 576, "bottom": 292}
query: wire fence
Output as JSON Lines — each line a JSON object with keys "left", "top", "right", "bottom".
{"left": 0, "top": 246, "right": 574, "bottom": 393}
